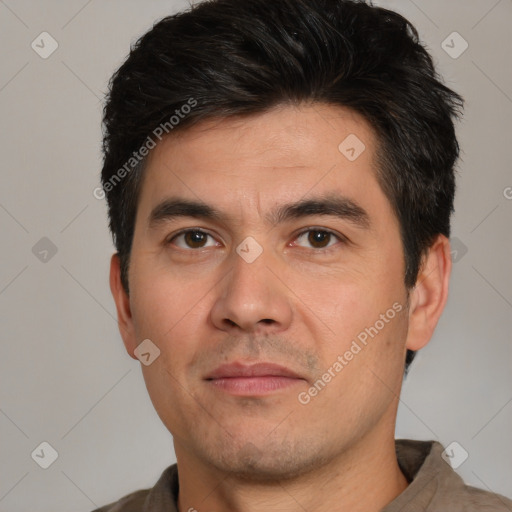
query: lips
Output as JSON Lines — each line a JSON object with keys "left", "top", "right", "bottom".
{"left": 205, "top": 362, "right": 305, "bottom": 396}
{"left": 205, "top": 362, "right": 303, "bottom": 380}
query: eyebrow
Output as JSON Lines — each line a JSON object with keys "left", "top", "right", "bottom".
{"left": 148, "top": 195, "right": 371, "bottom": 230}
{"left": 269, "top": 195, "right": 371, "bottom": 229}
{"left": 148, "top": 198, "right": 225, "bottom": 229}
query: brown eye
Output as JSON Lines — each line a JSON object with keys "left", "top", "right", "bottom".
{"left": 170, "top": 230, "right": 217, "bottom": 249}
{"left": 294, "top": 229, "right": 341, "bottom": 250}
{"left": 308, "top": 230, "right": 331, "bottom": 248}
{"left": 184, "top": 231, "right": 208, "bottom": 248}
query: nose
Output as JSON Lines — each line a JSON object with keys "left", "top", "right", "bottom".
{"left": 210, "top": 249, "right": 293, "bottom": 334}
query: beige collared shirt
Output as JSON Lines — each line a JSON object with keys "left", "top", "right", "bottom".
{"left": 93, "top": 440, "right": 512, "bottom": 511}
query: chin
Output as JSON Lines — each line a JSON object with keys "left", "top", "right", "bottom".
{"left": 204, "top": 436, "right": 331, "bottom": 483}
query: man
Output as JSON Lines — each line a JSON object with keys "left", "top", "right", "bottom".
{"left": 96, "top": 0, "right": 512, "bottom": 510}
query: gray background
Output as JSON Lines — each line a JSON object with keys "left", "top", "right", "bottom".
{"left": 1, "top": 0, "right": 511, "bottom": 510}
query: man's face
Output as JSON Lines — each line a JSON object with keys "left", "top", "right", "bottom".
{"left": 124, "top": 104, "right": 411, "bottom": 478}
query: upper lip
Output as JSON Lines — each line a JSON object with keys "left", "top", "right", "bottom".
{"left": 205, "top": 362, "right": 304, "bottom": 380}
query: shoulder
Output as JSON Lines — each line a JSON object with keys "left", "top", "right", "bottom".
{"left": 393, "top": 440, "right": 512, "bottom": 511}
{"left": 91, "top": 464, "right": 179, "bottom": 512}
{"left": 458, "top": 484, "right": 512, "bottom": 511}
{"left": 91, "top": 489, "right": 149, "bottom": 512}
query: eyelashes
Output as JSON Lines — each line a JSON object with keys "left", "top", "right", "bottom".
{"left": 292, "top": 228, "right": 345, "bottom": 250}
{"left": 169, "top": 229, "right": 220, "bottom": 249}
{"left": 166, "top": 227, "right": 347, "bottom": 252}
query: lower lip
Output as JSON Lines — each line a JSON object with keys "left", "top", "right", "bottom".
{"left": 207, "top": 376, "right": 303, "bottom": 395}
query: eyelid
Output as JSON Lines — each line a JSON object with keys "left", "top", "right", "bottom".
{"left": 165, "top": 227, "right": 221, "bottom": 248}
{"left": 164, "top": 226, "right": 348, "bottom": 250}
{"left": 291, "top": 227, "right": 348, "bottom": 249}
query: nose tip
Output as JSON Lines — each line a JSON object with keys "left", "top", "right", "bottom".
{"left": 222, "top": 316, "right": 278, "bottom": 331}
{"left": 210, "top": 255, "right": 293, "bottom": 334}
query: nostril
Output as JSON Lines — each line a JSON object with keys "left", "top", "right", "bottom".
{"left": 260, "top": 319, "right": 274, "bottom": 324}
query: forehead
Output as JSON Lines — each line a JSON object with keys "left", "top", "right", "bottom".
{"left": 136, "top": 103, "right": 390, "bottom": 224}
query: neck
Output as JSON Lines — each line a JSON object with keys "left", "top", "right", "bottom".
{"left": 175, "top": 427, "right": 408, "bottom": 512}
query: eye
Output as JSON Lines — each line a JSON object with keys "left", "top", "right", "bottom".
{"left": 293, "top": 229, "right": 343, "bottom": 250}
{"left": 168, "top": 229, "right": 219, "bottom": 249}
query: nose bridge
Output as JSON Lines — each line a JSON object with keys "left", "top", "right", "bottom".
{"left": 229, "top": 247, "right": 270, "bottom": 305}
{"left": 210, "top": 241, "right": 293, "bottom": 332}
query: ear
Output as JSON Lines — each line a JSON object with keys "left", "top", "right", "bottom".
{"left": 406, "top": 234, "right": 452, "bottom": 351}
{"left": 109, "top": 253, "right": 138, "bottom": 359}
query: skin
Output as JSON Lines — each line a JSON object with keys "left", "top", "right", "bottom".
{"left": 110, "top": 103, "right": 452, "bottom": 512}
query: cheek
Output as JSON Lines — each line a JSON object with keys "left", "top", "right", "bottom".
{"left": 316, "top": 303, "right": 408, "bottom": 414}
{"left": 297, "top": 268, "right": 395, "bottom": 339}
{"left": 131, "top": 271, "right": 206, "bottom": 431}
{"left": 300, "top": 263, "right": 408, "bottom": 380}
{"left": 129, "top": 259, "right": 210, "bottom": 341}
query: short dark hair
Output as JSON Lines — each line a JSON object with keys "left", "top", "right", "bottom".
{"left": 101, "top": 0, "right": 463, "bottom": 368}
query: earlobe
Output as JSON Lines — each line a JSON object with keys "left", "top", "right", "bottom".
{"left": 405, "top": 235, "right": 452, "bottom": 352}
{"left": 109, "top": 253, "right": 138, "bottom": 359}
